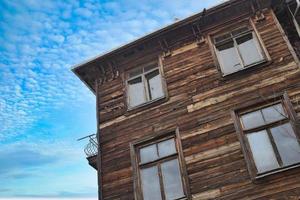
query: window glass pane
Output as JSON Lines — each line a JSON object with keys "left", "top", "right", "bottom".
{"left": 140, "top": 144, "right": 158, "bottom": 164}
{"left": 145, "top": 69, "right": 164, "bottom": 100}
{"left": 158, "top": 138, "right": 176, "bottom": 158}
{"left": 271, "top": 123, "right": 300, "bottom": 166}
{"left": 141, "top": 166, "right": 162, "bottom": 200}
{"left": 161, "top": 159, "right": 185, "bottom": 200}
{"left": 214, "top": 33, "right": 231, "bottom": 44}
{"left": 236, "top": 33, "right": 264, "bottom": 66}
{"left": 241, "top": 110, "right": 265, "bottom": 130}
{"left": 262, "top": 104, "right": 287, "bottom": 124}
{"left": 144, "top": 64, "right": 157, "bottom": 72}
{"left": 247, "top": 130, "right": 280, "bottom": 173}
{"left": 231, "top": 27, "right": 249, "bottom": 36}
{"left": 128, "top": 77, "right": 146, "bottom": 107}
{"left": 216, "top": 41, "right": 242, "bottom": 75}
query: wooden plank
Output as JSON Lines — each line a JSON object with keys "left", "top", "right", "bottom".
{"left": 87, "top": 7, "right": 300, "bottom": 200}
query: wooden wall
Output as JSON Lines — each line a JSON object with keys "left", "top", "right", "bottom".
{"left": 275, "top": 1, "right": 300, "bottom": 59}
{"left": 97, "top": 9, "right": 300, "bottom": 200}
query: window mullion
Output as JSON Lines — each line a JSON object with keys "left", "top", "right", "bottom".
{"left": 215, "top": 37, "right": 233, "bottom": 47}
{"left": 142, "top": 74, "right": 150, "bottom": 101}
{"left": 266, "top": 128, "right": 283, "bottom": 167}
{"left": 260, "top": 109, "right": 267, "bottom": 124}
{"left": 243, "top": 118, "right": 290, "bottom": 133}
{"left": 128, "top": 74, "right": 142, "bottom": 81}
{"left": 139, "top": 153, "right": 178, "bottom": 168}
{"left": 157, "top": 163, "right": 166, "bottom": 200}
{"left": 232, "top": 30, "right": 251, "bottom": 38}
{"left": 146, "top": 73, "right": 153, "bottom": 100}
{"left": 156, "top": 143, "right": 160, "bottom": 158}
{"left": 145, "top": 67, "right": 159, "bottom": 74}
{"left": 233, "top": 37, "right": 245, "bottom": 68}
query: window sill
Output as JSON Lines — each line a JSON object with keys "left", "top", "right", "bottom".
{"left": 175, "top": 197, "right": 188, "bottom": 200}
{"left": 125, "top": 96, "right": 168, "bottom": 115}
{"left": 219, "top": 59, "right": 271, "bottom": 80}
{"left": 253, "top": 163, "right": 300, "bottom": 181}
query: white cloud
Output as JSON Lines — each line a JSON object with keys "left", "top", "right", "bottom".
{"left": 0, "top": 0, "right": 224, "bottom": 149}
{"left": 0, "top": 0, "right": 222, "bottom": 197}
{"left": 49, "top": 34, "right": 65, "bottom": 44}
{"left": 0, "top": 0, "right": 220, "bottom": 178}
{"left": 75, "top": 7, "right": 94, "bottom": 18}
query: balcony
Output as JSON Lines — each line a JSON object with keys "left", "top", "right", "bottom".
{"left": 79, "top": 134, "right": 98, "bottom": 170}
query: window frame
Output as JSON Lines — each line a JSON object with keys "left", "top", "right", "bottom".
{"left": 231, "top": 93, "right": 300, "bottom": 180}
{"left": 209, "top": 19, "right": 270, "bottom": 77}
{"left": 125, "top": 57, "right": 167, "bottom": 110}
{"left": 130, "top": 129, "right": 191, "bottom": 200}
{"left": 286, "top": 0, "right": 300, "bottom": 37}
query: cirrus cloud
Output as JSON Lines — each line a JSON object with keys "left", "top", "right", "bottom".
{"left": 0, "top": 0, "right": 223, "bottom": 198}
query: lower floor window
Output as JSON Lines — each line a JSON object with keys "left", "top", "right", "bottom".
{"left": 233, "top": 95, "right": 300, "bottom": 178}
{"left": 131, "top": 134, "right": 188, "bottom": 200}
{"left": 141, "top": 158, "right": 184, "bottom": 200}
{"left": 247, "top": 122, "right": 300, "bottom": 173}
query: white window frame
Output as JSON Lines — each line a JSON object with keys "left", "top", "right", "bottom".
{"left": 213, "top": 26, "right": 266, "bottom": 76}
{"left": 126, "top": 61, "right": 166, "bottom": 109}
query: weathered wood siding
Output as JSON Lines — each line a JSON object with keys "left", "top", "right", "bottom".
{"left": 97, "top": 9, "right": 300, "bottom": 200}
{"left": 275, "top": 1, "right": 300, "bottom": 59}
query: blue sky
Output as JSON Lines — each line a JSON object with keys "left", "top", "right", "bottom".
{"left": 0, "top": 0, "right": 221, "bottom": 198}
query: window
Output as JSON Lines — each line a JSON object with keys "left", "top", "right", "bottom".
{"left": 233, "top": 96, "right": 300, "bottom": 178}
{"left": 127, "top": 63, "right": 165, "bottom": 108}
{"left": 131, "top": 134, "right": 189, "bottom": 200}
{"left": 287, "top": 0, "right": 300, "bottom": 37}
{"left": 213, "top": 26, "right": 266, "bottom": 75}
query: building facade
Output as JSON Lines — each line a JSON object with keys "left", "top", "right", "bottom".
{"left": 73, "top": 0, "right": 300, "bottom": 199}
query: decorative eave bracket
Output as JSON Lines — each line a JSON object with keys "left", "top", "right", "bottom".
{"left": 251, "top": 0, "right": 266, "bottom": 22}
{"left": 192, "top": 8, "right": 207, "bottom": 45}
{"left": 96, "top": 61, "right": 120, "bottom": 85}
{"left": 159, "top": 39, "right": 172, "bottom": 58}
{"left": 192, "top": 23, "right": 205, "bottom": 45}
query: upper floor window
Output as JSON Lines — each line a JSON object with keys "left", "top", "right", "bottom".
{"left": 127, "top": 63, "right": 165, "bottom": 109}
{"left": 233, "top": 96, "right": 300, "bottom": 179}
{"left": 131, "top": 133, "right": 189, "bottom": 200}
{"left": 213, "top": 26, "right": 266, "bottom": 76}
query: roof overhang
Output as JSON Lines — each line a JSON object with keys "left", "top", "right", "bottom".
{"left": 72, "top": 0, "right": 273, "bottom": 94}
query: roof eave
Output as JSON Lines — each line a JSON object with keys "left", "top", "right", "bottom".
{"left": 71, "top": 0, "right": 237, "bottom": 72}
{"left": 71, "top": 67, "right": 96, "bottom": 95}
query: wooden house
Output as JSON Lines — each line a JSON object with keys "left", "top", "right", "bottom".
{"left": 72, "top": 0, "right": 300, "bottom": 199}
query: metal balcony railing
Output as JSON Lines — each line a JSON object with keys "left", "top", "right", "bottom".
{"left": 78, "top": 134, "right": 98, "bottom": 157}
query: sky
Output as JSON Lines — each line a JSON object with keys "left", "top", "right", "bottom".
{"left": 0, "top": 0, "right": 222, "bottom": 199}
